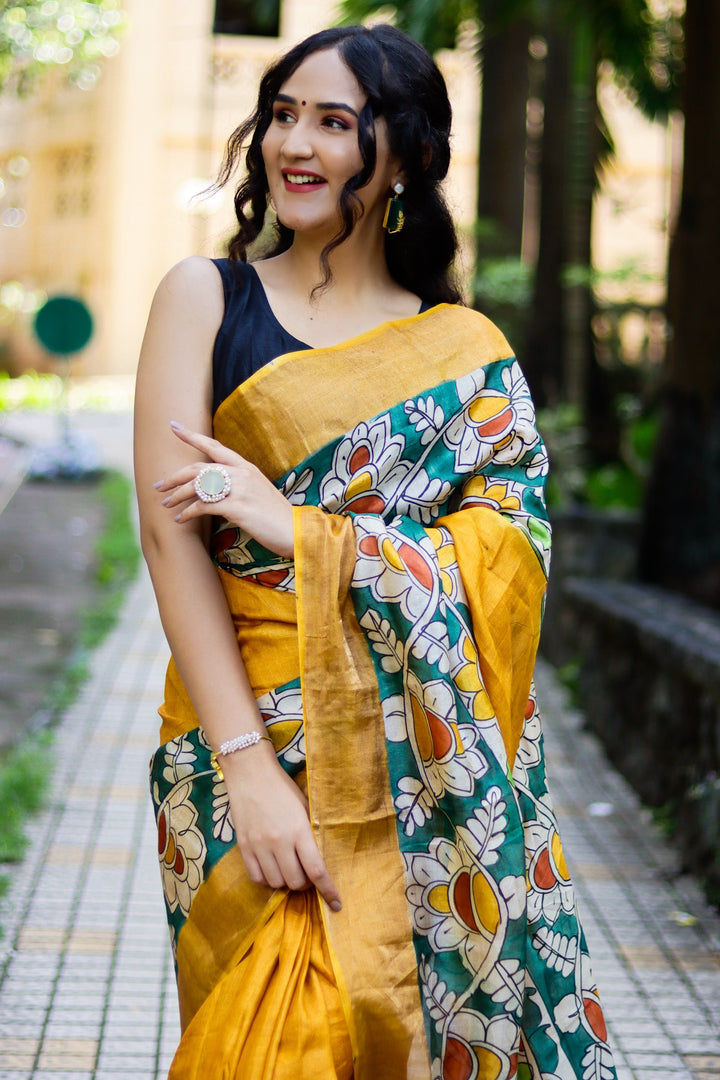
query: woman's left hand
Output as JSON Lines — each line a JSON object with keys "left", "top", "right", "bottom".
{"left": 154, "top": 421, "right": 294, "bottom": 558}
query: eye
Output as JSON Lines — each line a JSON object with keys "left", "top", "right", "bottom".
{"left": 272, "top": 108, "right": 295, "bottom": 124}
{"left": 323, "top": 116, "right": 351, "bottom": 131}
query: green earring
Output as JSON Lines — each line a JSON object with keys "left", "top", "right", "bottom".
{"left": 383, "top": 182, "right": 405, "bottom": 234}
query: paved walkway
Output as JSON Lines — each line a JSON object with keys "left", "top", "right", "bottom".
{"left": 0, "top": 410, "right": 719, "bottom": 1079}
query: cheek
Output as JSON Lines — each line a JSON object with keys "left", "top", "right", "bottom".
{"left": 261, "top": 121, "right": 287, "bottom": 168}
{"left": 329, "top": 147, "right": 364, "bottom": 188}
{"left": 261, "top": 132, "right": 275, "bottom": 170}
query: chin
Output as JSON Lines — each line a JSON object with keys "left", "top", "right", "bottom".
{"left": 276, "top": 210, "right": 343, "bottom": 238}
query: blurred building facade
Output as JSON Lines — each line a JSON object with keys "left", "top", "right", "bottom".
{"left": 0, "top": 0, "right": 671, "bottom": 377}
{"left": 0, "top": 0, "right": 479, "bottom": 375}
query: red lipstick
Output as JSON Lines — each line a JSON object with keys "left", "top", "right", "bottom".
{"left": 281, "top": 169, "right": 327, "bottom": 192}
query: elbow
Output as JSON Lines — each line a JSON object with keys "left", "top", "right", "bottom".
{"left": 139, "top": 518, "right": 207, "bottom": 571}
{"left": 139, "top": 521, "right": 163, "bottom": 567}
{"left": 139, "top": 520, "right": 170, "bottom": 570}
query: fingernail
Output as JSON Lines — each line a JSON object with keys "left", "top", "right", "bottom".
{"left": 173, "top": 514, "right": 182, "bottom": 522}
{"left": 152, "top": 480, "right": 163, "bottom": 489}
{"left": 330, "top": 900, "right": 342, "bottom": 913}
{"left": 170, "top": 420, "right": 182, "bottom": 430}
{"left": 161, "top": 497, "right": 170, "bottom": 506}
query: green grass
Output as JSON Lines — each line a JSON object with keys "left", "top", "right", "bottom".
{"left": 80, "top": 471, "right": 141, "bottom": 649}
{"left": 0, "top": 732, "right": 53, "bottom": 863}
{"left": 0, "top": 470, "right": 140, "bottom": 885}
{"left": 45, "top": 470, "right": 141, "bottom": 714}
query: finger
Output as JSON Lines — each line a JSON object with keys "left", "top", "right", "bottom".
{"left": 161, "top": 480, "right": 203, "bottom": 508}
{"left": 170, "top": 421, "right": 241, "bottom": 468}
{"left": 240, "top": 847, "right": 268, "bottom": 887}
{"left": 275, "top": 849, "right": 311, "bottom": 893}
{"left": 256, "top": 851, "right": 287, "bottom": 891}
{"left": 172, "top": 498, "right": 225, "bottom": 524}
{"left": 296, "top": 834, "right": 341, "bottom": 911}
{"left": 154, "top": 465, "right": 206, "bottom": 492}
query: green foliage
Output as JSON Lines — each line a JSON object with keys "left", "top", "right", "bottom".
{"left": 45, "top": 650, "right": 90, "bottom": 715}
{"left": 339, "top": 0, "right": 475, "bottom": 53}
{"left": 650, "top": 800, "right": 677, "bottom": 840}
{"left": 0, "top": 731, "right": 52, "bottom": 862}
{"left": 0, "top": 370, "right": 61, "bottom": 411}
{"left": 537, "top": 402, "right": 587, "bottom": 506}
{"left": 473, "top": 256, "right": 533, "bottom": 307}
{"left": 0, "top": 0, "right": 127, "bottom": 96}
{"left": 556, "top": 659, "right": 580, "bottom": 706}
{"left": 81, "top": 470, "right": 140, "bottom": 649}
{"left": 628, "top": 411, "right": 658, "bottom": 464}
{"left": 539, "top": 397, "right": 658, "bottom": 510}
{"left": 585, "top": 462, "right": 642, "bottom": 509}
{"left": 0, "top": 371, "right": 132, "bottom": 411}
{"left": 0, "top": 468, "right": 139, "bottom": 885}
{"left": 473, "top": 254, "right": 533, "bottom": 356}
{"left": 339, "top": 0, "right": 681, "bottom": 119}
{"left": 585, "top": 0, "right": 683, "bottom": 120}
{"left": 35, "top": 473, "right": 139, "bottom": 716}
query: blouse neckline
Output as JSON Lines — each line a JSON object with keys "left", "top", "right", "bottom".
{"left": 246, "top": 261, "right": 427, "bottom": 353}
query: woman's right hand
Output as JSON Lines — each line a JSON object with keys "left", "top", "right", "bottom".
{"left": 220, "top": 742, "right": 342, "bottom": 912}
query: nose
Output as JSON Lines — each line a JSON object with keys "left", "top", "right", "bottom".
{"left": 280, "top": 117, "right": 313, "bottom": 161}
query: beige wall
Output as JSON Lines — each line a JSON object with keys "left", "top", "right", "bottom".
{"left": 0, "top": 0, "right": 339, "bottom": 375}
{"left": 0, "top": 1, "right": 670, "bottom": 377}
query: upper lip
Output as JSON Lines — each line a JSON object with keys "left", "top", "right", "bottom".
{"left": 281, "top": 168, "right": 327, "bottom": 181}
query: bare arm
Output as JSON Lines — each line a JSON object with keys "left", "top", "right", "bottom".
{"left": 134, "top": 257, "right": 340, "bottom": 909}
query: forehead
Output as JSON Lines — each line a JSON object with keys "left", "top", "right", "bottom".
{"left": 279, "top": 47, "right": 366, "bottom": 106}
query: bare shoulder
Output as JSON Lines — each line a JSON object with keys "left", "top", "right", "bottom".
{"left": 152, "top": 256, "right": 224, "bottom": 326}
{"left": 138, "top": 256, "right": 223, "bottom": 400}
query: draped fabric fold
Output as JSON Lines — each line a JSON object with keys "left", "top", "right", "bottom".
{"left": 149, "top": 304, "right": 616, "bottom": 1080}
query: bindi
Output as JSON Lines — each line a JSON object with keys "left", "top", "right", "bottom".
{"left": 301, "top": 100, "right": 306, "bottom": 106}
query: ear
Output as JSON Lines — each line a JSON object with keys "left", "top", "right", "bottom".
{"left": 421, "top": 141, "right": 433, "bottom": 170}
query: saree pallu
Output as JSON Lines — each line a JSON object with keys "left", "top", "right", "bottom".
{"left": 150, "top": 304, "right": 616, "bottom": 1080}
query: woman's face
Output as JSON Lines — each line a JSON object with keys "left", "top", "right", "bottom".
{"left": 262, "top": 47, "right": 401, "bottom": 239}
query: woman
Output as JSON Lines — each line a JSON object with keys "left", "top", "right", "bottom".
{"left": 135, "top": 24, "right": 616, "bottom": 1080}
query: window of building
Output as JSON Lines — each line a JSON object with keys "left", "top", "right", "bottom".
{"left": 213, "top": 0, "right": 280, "bottom": 37}
{"left": 53, "top": 145, "right": 95, "bottom": 219}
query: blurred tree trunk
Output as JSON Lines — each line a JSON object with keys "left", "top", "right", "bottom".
{"left": 476, "top": 5, "right": 532, "bottom": 258}
{"left": 523, "top": 20, "right": 570, "bottom": 407}
{"left": 572, "top": 45, "right": 620, "bottom": 465}
{"left": 638, "top": 0, "right": 720, "bottom": 605}
{"left": 524, "top": 11, "right": 619, "bottom": 460}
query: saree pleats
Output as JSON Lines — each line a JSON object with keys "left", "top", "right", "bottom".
{"left": 150, "top": 304, "right": 616, "bottom": 1080}
{"left": 169, "top": 891, "right": 353, "bottom": 1080}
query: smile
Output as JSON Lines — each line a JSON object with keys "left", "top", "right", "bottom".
{"left": 282, "top": 170, "right": 328, "bottom": 190}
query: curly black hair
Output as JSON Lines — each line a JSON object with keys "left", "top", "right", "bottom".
{"left": 216, "top": 24, "right": 461, "bottom": 305}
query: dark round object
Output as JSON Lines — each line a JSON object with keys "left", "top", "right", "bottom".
{"left": 34, "top": 295, "right": 93, "bottom": 356}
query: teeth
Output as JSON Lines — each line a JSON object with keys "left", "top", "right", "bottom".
{"left": 285, "top": 174, "right": 325, "bottom": 184}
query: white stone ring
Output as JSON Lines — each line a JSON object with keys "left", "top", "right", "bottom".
{"left": 193, "top": 464, "right": 231, "bottom": 504}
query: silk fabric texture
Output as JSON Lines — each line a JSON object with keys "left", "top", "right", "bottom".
{"left": 150, "top": 304, "right": 616, "bottom": 1080}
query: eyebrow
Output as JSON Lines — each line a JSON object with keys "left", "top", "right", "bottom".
{"left": 274, "top": 93, "right": 358, "bottom": 118}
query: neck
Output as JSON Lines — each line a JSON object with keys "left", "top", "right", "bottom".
{"left": 279, "top": 213, "right": 396, "bottom": 304}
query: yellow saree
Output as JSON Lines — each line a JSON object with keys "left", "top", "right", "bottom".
{"left": 150, "top": 304, "right": 615, "bottom": 1080}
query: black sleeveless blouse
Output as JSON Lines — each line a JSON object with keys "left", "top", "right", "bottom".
{"left": 211, "top": 258, "right": 430, "bottom": 414}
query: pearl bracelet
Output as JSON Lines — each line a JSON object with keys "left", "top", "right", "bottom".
{"left": 219, "top": 731, "right": 271, "bottom": 756}
{"left": 209, "top": 730, "right": 272, "bottom": 780}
